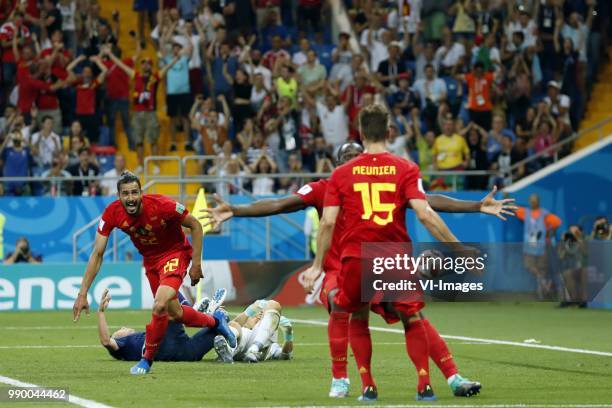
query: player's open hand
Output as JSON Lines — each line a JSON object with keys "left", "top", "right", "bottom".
{"left": 72, "top": 293, "right": 90, "bottom": 322}
{"left": 98, "top": 288, "right": 111, "bottom": 312}
{"left": 189, "top": 263, "right": 204, "bottom": 286}
{"left": 199, "top": 193, "right": 233, "bottom": 231}
{"left": 480, "top": 186, "right": 518, "bottom": 220}
{"left": 302, "top": 266, "right": 322, "bottom": 293}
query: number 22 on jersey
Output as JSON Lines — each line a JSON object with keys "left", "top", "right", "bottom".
{"left": 353, "top": 182, "right": 396, "bottom": 226}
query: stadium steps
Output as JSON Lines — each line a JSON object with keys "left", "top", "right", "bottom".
{"left": 575, "top": 48, "right": 612, "bottom": 150}
{"left": 100, "top": 3, "right": 201, "bottom": 199}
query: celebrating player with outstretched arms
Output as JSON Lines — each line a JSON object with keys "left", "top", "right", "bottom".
{"left": 302, "top": 104, "right": 481, "bottom": 402}
{"left": 72, "top": 171, "right": 236, "bottom": 375}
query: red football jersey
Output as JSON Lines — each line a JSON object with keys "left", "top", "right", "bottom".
{"left": 294, "top": 179, "right": 342, "bottom": 274}
{"left": 324, "top": 152, "right": 426, "bottom": 260}
{"left": 98, "top": 194, "right": 192, "bottom": 265}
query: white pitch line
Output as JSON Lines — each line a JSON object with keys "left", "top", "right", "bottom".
{"left": 262, "top": 405, "right": 612, "bottom": 408}
{"left": 291, "top": 318, "right": 612, "bottom": 357}
{"left": 0, "top": 375, "right": 115, "bottom": 408}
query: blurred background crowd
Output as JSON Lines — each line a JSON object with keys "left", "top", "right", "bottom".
{"left": 0, "top": 0, "right": 609, "bottom": 196}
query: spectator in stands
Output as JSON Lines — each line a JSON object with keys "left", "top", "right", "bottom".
{"left": 432, "top": 116, "right": 470, "bottom": 190}
{"left": 31, "top": 115, "right": 62, "bottom": 173}
{"left": 243, "top": 49, "right": 272, "bottom": 90}
{"left": 251, "top": 153, "right": 276, "bottom": 195}
{"left": 197, "top": 103, "right": 228, "bottom": 156}
{"left": 4, "top": 237, "right": 41, "bottom": 264}
{"left": 210, "top": 41, "right": 238, "bottom": 101}
{"left": 279, "top": 152, "right": 304, "bottom": 194}
{"left": 265, "top": 96, "right": 299, "bottom": 173}
{"left": 486, "top": 114, "right": 516, "bottom": 162}
{"left": 532, "top": 119, "right": 555, "bottom": 170}
{"left": 67, "top": 147, "right": 99, "bottom": 196}
{"left": 462, "top": 121, "right": 488, "bottom": 190}
{"left": 275, "top": 64, "right": 298, "bottom": 108}
{"left": 464, "top": 61, "right": 494, "bottom": 130}
{"left": 222, "top": 0, "right": 255, "bottom": 39}
{"left": 516, "top": 194, "right": 561, "bottom": 299}
{"left": 35, "top": 64, "right": 63, "bottom": 135}
{"left": 134, "top": 0, "right": 157, "bottom": 48}
{"left": 543, "top": 81, "right": 571, "bottom": 128}
{"left": 41, "top": 154, "right": 71, "bottom": 196}
{"left": 0, "top": 131, "right": 33, "bottom": 196}
{"left": 298, "top": 50, "right": 327, "bottom": 99}
{"left": 292, "top": 38, "right": 312, "bottom": 67}
{"left": 329, "top": 32, "right": 353, "bottom": 91}
{"left": 254, "top": 1, "right": 280, "bottom": 33}
{"left": 413, "top": 63, "right": 446, "bottom": 128}
{"left": 297, "top": 0, "right": 322, "bottom": 36}
{"left": 305, "top": 90, "right": 348, "bottom": 153}
{"left": 434, "top": 26, "right": 465, "bottom": 75}
{"left": 250, "top": 72, "right": 269, "bottom": 113}
{"left": 386, "top": 122, "right": 409, "bottom": 160}
{"left": 231, "top": 68, "right": 253, "bottom": 132}
{"left": 65, "top": 120, "right": 89, "bottom": 167}
{"left": 101, "top": 153, "right": 126, "bottom": 196}
{"left": 377, "top": 41, "right": 406, "bottom": 91}
{"left": 66, "top": 54, "right": 108, "bottom": 144}
{"left": 102, "top": 45, "right": 136, "bottom": 148}
{"left": 515, "top": 106, "right": 536, "bottom": 144}
{"left": 18, "top": 63, "right": 65, "bottom": 123}
{"left": 161, "top": 28, "right": 194, "bottom": 151}
{"left": 0, "top": 11, "right": 30, "bottom": 103}
{"left": 489, "top": 134, "right": 515, "bottom": 189}
{"left": 58, "top": 0, "right": 77, "bottom": 53}
{"left": 363, "top": 26, "right": 392, "bottom": 72}
{"left": 561, "top": 2, "right": 595, "bottom": 93}
{"left": 589, "top": 216, "right": 611, "bottom": 241}
{"left": 236, "top": 118, "right": 257, "bottom": 158}
{"left": 263, "top": 34, "right": 290, "bottom": 70}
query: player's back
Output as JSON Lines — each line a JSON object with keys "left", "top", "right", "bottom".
{"left": 325, "top": 152, "right": 425, "bottom": 261}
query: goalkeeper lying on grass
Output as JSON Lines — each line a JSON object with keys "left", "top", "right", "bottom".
{"left": 97, "top": 288, "right": 226, "bottom": 362}
{"left": 214, "top": 299, "right": 294, "bottom": 363}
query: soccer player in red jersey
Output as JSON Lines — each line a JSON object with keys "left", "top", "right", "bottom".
{"left": 72, "top": 171, "right": 236, "bottom": 375}
{"left": 202, "top": 142, "right": 514, "bottom": 399}
{"left": 303, "top": 104, "right": 482, "bottom": 401}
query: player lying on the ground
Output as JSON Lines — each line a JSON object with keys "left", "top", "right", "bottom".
{"left": 213, "top": 299, "right": 293, "bottom": 363}
{"left": 72, "top": 171, "right": 236, "bottom": 375}
{"left": 97, "top": 289, "right": 226, "bottom": 362}
{"left": 302, "top": 105, "right": 485, "bottom": 401}
{"left": 199, "top": 143, "right": 515, "bottom": 399}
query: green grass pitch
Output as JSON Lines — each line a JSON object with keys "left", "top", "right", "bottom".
{"left": 1, "top": 302, "right": 611, "bottom": 407}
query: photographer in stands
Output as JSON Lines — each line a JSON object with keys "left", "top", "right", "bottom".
{"left": 4, "top": 237, "right": 41, "bottom": 264}
{"left": 589, "top": 216, "right": 611, "bottom": 241}
{"left": 557, "top": 225, "right": 588, "bottom": 308}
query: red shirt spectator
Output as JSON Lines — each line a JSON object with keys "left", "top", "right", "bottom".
{"left": 0, "top": 0, "right": 16, "bottom": 21}
{"left": 133, "top": 72, "right": 161, "bottom": 112}
{"left": 0, "top": 19, "right": 31, "bottom": 64}
{"left": 40, "top": 47, "right": 72, "bottom": 80}
{"left": 103, "top": 57, "right": 134, "bottom": 100}
{"left": 18, "top": 70, "right": 52, "bottom": 114}
{"left": 262, "top": 47, "right": 290, "bottom": 70}
{"left": 36, "top": 76, "right": 60, "bottom": 110}
{"left": 75, "top": 79, "right": 100, "bottom": 115}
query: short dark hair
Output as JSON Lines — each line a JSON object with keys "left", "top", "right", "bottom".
{"left": 78, "top": 147, "right": 90, "bottom": 156}
{"left": 42, "top": 115, "right": 53, "bottom": 123}
{"left": 116, "top": 170, "right": 141, "bottom": 193}
{"left": 359, "top": 104, "right": 389, "bottom": 142}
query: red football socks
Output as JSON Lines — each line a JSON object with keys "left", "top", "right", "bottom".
{"left": 328, "top": 311, "right": 349, "bottom": 379}
{"left": 349, "top": 317, "right": 376, "bottom": 388}
{"left": 143, "top": 312, "right": 169, "bottom": 361}
{"left": 179, "top": 305, "right": 216, "bottom": 328}
{"left": 423, "top": 319, "right": 458, "bottom": 379}
{"left": 404, "top": 319, "right": 431, "bottom": 392}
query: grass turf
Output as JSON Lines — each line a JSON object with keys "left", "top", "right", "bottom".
{"left": 1, "top": 302, "right": 611, "bottom": 407}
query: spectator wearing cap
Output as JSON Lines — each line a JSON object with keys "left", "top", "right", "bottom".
{"left": 377, "top": 40, "right": 407, "bottom": 91}
{"left": 67, "top": 147, "right": 99, "bottom": 196}
{"left": 413, "top": 63, "right": 446, "bottom": 127}
{"left": 464, "top": 61, "right": 494, "bottom": 131}
{"left": 543, "top": 80, "right": 571, "bottom": 128}
{"left": 160, "top": 27, "right": 193, "bottom": 151}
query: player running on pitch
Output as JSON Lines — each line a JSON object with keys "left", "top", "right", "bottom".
{"left": 200, "top": 143, "right": 515, "bottom": 398}
{"left": 303, "top": 104, "right": 482, "bottom": 401}
{"left": 214, "top": 299, "right": 294, "bottom": 363}
{"left": 97, "top": 288, "right": 227, "bottom": 362}
{"left": 72, "top": 171, "right": 236, "bottom": 375}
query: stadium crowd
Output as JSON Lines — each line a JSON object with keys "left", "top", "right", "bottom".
{"left": 0, "top": 0, "right": 609, "bottom": 196}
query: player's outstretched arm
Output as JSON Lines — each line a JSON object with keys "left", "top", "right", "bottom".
{"left": 73, "top": 232, "right": 109, "bottom": 322}
{"left": 426, "top": 186, "right": 517, "bottom": 220}
{"left": 97, "top": 289, "right": 119, "bottom": 351}
{"left": 199, "top": 193, "right": 307, "bottom": 230}
{"left": 303, "top": 206, "right": 339, "bottom": 293}
{"left": 409, "top": 199, "right": 459, "bottom": 243}
{"left": 182, "top": 214, "right": 204, "bottom": 286}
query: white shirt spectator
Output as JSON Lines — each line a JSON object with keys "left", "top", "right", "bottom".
{"left": 543, "top": 94, "right": 571, "bottom": 125}
{"left": 360, "top": 29, "right": 389, "bottom": 71}
{"left": 244, "top": 64, "right": 272, "bottom": 91}
{"left": 386, "top": 134, "right": 410, "bottom": 159}
{"left": 562, "top": 23, "right": 589, "bottom": 62}
{"left": 252, "top": 177, "right": 274, "bottom": 195}
{"left": 412, "top": 77, "right": 447, "bottom": 107}
{"left": 387, "top": 0, "right": 422, "bottom": 34}
{"left": 292, "top": 51, "right": 309, "bottom": 67}
{"left": 505, "top": 19, "right": 538, "bottom": 50}
{"left": 30, "top": 131, "right": 61, "bottom": 167}
{"left": 435, "top": 42, "right": 465, "bottom": 70}
{"left": 58, "top": 0, "right": 76, "bottom": 31}
{"left": 173, "top": 34, "right": 202, "bottom": 69}
{"left": 101, "top": 168, "right": 121, "bottom": 196}
{"left": 316, "top": 102, "right": 349, "bottom": 149}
